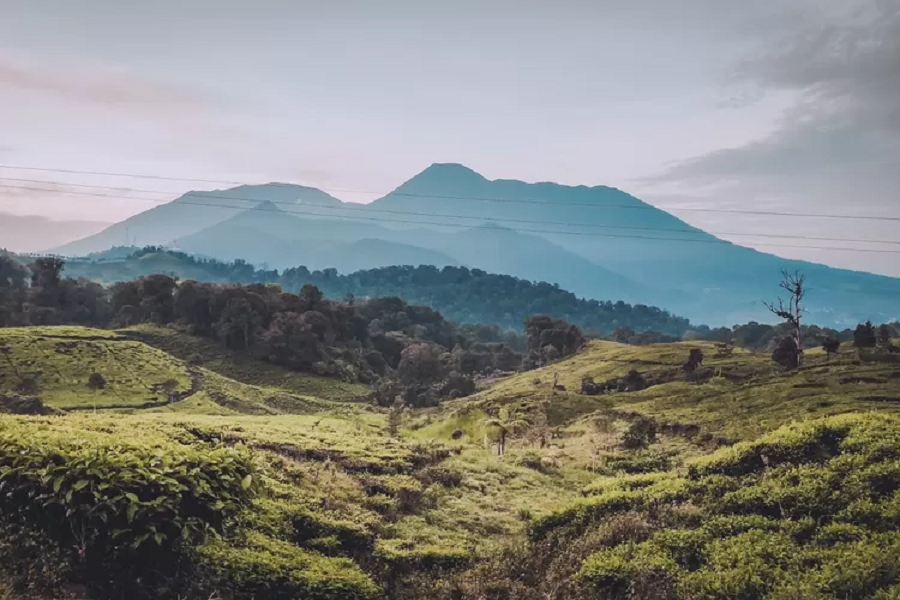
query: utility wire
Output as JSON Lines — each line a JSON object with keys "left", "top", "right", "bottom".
{"left": 2, "top": 163, "right": 900, "bottom": 222}
{"left": 3, "top": 179, "right": 900, "bottom": 247}
{"left": 3, "top": 183, "right": 900, "bottom": 255}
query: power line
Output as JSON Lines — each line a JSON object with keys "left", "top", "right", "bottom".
{"left": 3, "top": 179, "right": 900, "bottom": 248}
{"left": 2, "top": 163, "right": 900, "bottom": 223}
{"left": 3, "top": 183, "right": 900, "bottom": 256}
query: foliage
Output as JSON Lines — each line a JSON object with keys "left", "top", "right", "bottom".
{"left": 620, "top": 416, "right": 658, "bottom": 451}
{"left": 0, "top": 416, "right": 256, "bottom": 598}
{"left": 855, "top": 321, "right": 879, "bottom": 349}
{"left": 60, "top": 248, "right": 694, "bottom": 335}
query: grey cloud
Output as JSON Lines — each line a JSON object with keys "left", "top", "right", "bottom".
{"left": 645, "top": 0, "right": 900, "bottom": 214}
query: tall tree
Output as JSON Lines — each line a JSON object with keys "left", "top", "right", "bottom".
{"left": 854, "top": 321, "right": 878, "bottom": 349}
{"left": 764, "top": 271, "right": 806, "bottom": 369}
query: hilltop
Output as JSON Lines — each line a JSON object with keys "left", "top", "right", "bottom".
{"left": 0, "top": 326, "right": 365, "bottom": 414}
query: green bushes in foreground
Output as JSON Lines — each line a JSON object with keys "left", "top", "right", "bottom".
{"left": 0, "top": 417, "right": 376, "bottom": 599}
{"left": 0, "top": 417, "right": 258, "bottom": 598}
{"left": 457, "top": 414, "right": 900, "bottom": 599}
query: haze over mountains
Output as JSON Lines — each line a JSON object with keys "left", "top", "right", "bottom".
{"left": 1, "top": 212, "right": 111, "bottom": 253}
{"left": 52, "top": 164, "right": 900, "bottom": 327}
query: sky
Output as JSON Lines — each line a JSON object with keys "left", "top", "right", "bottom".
{"left": 1, "top": 0, "right": 898, "bottom": 274}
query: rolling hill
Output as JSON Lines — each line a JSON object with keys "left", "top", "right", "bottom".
{"left": 3, "top": 323, "right": 900, "bottom": 598}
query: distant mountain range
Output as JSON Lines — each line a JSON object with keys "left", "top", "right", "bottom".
{"left": 52, "top": 164, "right": 900, "bottom": 327}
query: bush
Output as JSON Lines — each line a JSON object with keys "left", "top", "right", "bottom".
{"left": 0, "top": 418, "right": 257, "bottom": 597}
{"left": 87, "top": 372, "right": 107, "bottom": 390}
{"left": 193, "top": 533, "right": 379, "bottom": 600}
{"left": 621, "top": 416, "right": 658, "bottom": 451}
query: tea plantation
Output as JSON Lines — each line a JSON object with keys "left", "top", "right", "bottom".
{"left": 2, "top": 327, "right": 900, "bottom": 598}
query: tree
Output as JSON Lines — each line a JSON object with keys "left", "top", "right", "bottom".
{"left": 822, "top": 337, "right": 840, "bottom": 362}
{"left": 877, "top": 324, "right": 894, "bottom": 347}
{"left": 682, "top": 348, "right": 704, "bottom": 375}
{"left": 215, "top": 297, "right": 262, "bottom": 350}
{"left": 28, "top": 257, "right": 65, "bottom": 310}
{"left": 764, "top": 270, "right": 805, "bottom": 369}
{"left": 0, "top": 256, "right": 28, "bottom": 326}
{"left": 612, "top": 326, "right": 636, "bottom": 344}
{"left": 773, "top": 336, "right": 802, "bottom": 371}
{"left": 397, "top": 343, "right": 444, "bottom": 385}
{"left": 853, "top": 321, "right": 878, "bottom": 349}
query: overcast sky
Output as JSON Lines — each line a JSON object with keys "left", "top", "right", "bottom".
{"left": 1, "top": 0, "right": 898, "bottom": 274}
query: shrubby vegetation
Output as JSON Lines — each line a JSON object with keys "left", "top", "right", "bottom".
{"left": 451, "top": 414, "right": 900, "bottom": 599}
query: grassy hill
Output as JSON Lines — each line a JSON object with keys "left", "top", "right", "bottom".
{"left": 2, "top": 331, "right": 900, "bottom": 598}
{"left": 0, "top": 326, "right": 363, "bottom": 414}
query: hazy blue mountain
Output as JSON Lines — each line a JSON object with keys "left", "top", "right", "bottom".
{"left": 369, "top": 164, "right": 900, "bottom": 326}
{"left": 406, "top": 223, "right": 653, "bottom": 305}
{"left": 176, "top": 202, "right": 458, "bottom": 271}
{"left": 175, "top": 200, "right": 649, "bottom": 305}
{"left": 51, "top": 184, "right": 344, "bottom": 256}
{"left": 52, "top": 164, "right": 900, "bottom": 327}
{"left": 0, "top": 213, "right": 111, "bottom": 254}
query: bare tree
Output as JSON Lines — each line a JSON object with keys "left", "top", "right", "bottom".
{"left": 763, "top": 270, "right": 806, "bottom": 369}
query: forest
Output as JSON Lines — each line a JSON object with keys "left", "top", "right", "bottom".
{"left": 0, "top": 254, "right": 592, "bottom": 408}
{"left": 53, "top": 247, "right": 694, "bottom": 336}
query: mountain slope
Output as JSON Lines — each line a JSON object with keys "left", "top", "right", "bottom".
{"left": 371, "top": 164, "right": 900, "bottom": 326}
{"left": 418, "top": 224, "right": 652, "bottom": 305}
{"left": 52, "top": 183, "right": 344, "bottom": 256}
{"left": 176, "top": 201, "right": 649, "bottom": 304}
{"left": 176, "top": 201, "right": 459, "bottom": 271}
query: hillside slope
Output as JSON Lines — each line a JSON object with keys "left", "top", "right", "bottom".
{"left": 0, "top": 326, "right": 362, "bottom": 413}
{"left": 176, "top": 202, "right": 461, "bottom": 271}
{"left": 2, "top": 328, "right": 900, "bottom": 597}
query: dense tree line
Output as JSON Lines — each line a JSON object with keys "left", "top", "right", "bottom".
{"left": 59, "top": 247, "right": 693, "bottom": 336}
{"left": 3, "top": 255, "right": 594, "bottom": 407}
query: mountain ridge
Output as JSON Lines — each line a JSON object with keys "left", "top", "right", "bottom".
{"left": 48, "top": 163, "right": 900, "bottom": 327}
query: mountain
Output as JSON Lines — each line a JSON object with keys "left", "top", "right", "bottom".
{"left": 51, "top": 183, "right": 344, "bottom": 256}
{"left": 174, "top": 201, "right": 649, "bottom": 304}
{"left": 410, "top": 223, "right": 653, "bottom": 305}
{"left": 0, "top": 213, "right": 111, "bottom": 253}
{"left": 176, "top": 201, "right": 458, "bottom": 271}
{"left": 369, "top": 164, "right": 900, "bottom": 326}
{"left": 54, "top": 164, "right": 900, "bottom": 327}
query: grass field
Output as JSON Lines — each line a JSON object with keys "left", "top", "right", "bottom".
{"left": 2, "top": 329, "right": 900, "bottom": 598}
{"left": 0, "top": 326, "right": 357, "bottom": 415}
{"left": 123, "top": 324, "right": 369, "bottom": 401}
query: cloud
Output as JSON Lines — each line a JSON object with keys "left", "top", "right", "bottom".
{"left": 0, "top": 51, "right": 205, "bottom": 117}
{"left": 643, "top": 0, "right": 900, "bottom": 214}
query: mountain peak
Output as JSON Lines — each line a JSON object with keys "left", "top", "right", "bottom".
{"left": 253, "top": 200, "right": 283, "bottom": 212}
{"left": 400, "top": 163, "right": 488, "bottom": 192}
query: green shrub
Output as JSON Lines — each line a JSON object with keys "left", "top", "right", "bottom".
{"left": 528, "top": 490, "right": 645, "bottom": 541}
{"left": 578, "top": 542, "right": 680, "bottom": 599}
{"left": 193, "top": 532, "right": 379, "bottom": 600}
{"left": 0, "top": 417, "right": 256, "bottom": 597}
